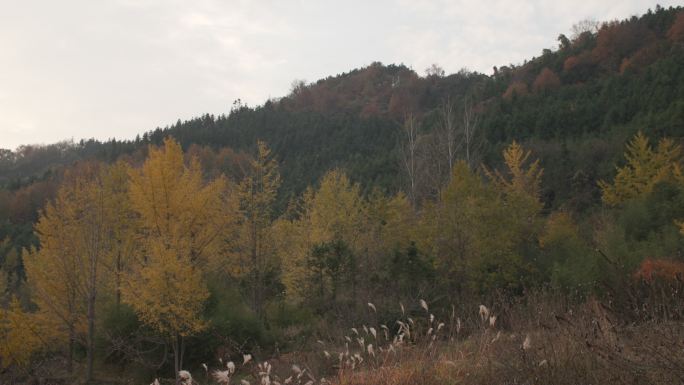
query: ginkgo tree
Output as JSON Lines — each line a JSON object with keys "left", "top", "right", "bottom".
{"left": 23, "top": 162, "right": 119, "bottom": 381}
{"left": 0, "top": 298, "right": 48, "bottom": 370}
{"left": 123, "top": 137, "right": 227, "bottom": 378}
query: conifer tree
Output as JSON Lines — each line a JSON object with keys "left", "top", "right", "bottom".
{"left": 233, "top": 141, "right": 281, "bottom": 319}
{"left": 599, "top": 132, "right": 681, "bottom": 206}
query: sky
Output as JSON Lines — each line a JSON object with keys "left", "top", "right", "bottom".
{"left": 0, "top": 0, "right": 679, "bottom": 150}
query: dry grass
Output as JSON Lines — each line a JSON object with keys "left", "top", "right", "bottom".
{"left": 16, "top": 283, "right": 681, "bottom": 385}
{"left": 330, "top": 290, "right": 684, "bottom": 385}
{"left": 152, "top": 282, "right": 684, "bottom": 385}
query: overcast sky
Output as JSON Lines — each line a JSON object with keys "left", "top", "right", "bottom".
{"left": 0, "top": 0, "right": 679, "bottom": 150}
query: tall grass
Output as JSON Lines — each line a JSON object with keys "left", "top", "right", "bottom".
{"left": 153, "top": 277, "right": 683, "bottom": 385}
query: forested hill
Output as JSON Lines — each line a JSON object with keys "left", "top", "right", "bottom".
{"left": 2, "top": 5, "right": 684, "bottom": 260}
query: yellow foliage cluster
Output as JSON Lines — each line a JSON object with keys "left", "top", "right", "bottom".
{"left": 14, "top": 138, "right": 231, "bottom": 374}
{"left": 426, "top": 154, "right": 544, "bottom": 292}
{"left": 18, "top": 132, "right": 684, "bottom": 374}
{"left": 0, "top": 298, "right": 52, "bottom": 369}
{"left": 276, "top": 170, "right": 414, "bottom": 298}
{"left": 598, "top": 132, "right": 681, "bottom": 206}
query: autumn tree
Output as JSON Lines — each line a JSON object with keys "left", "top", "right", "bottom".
{"left": 486, "top": 141, "right": 543, "bottom": 201}
{"left": 23, "top": 163, "right": 113, "bottom": 379}
{"left": 123, "top": 137, "right": 226, "bottom": 378}
{"left": 532, "top": 68, "right": 561, "bottom": 92}
{"left": 479, "top": 142, "right": 544, "bottom": 291}
{"left": 593, "top": 21, "right": 654, "bottom": 71}
{"left": 0, "top": 298, "right": 50, "bottom": 370}
{"left": 539, "top": 212, "right": 594, "bottom": 289}
{"left": 599, "top": 132, "right": 681, "bottom": 206}
{"left": 502, "top": 81, "right": 529, "bottom": 100}
{"left": 231, "top": 141, "right": 281, "bottom": 319}
{"left": 99, "top": 162, "right": 136, "bottom": 309}
{"left": 421, "top": 162, "right": 487, "bottom": 291}
{"left": 667, "top": 11, "right": 684, "bottom": 43}
{"left": 358, "top": 189, "right": 416, "bottom": 307}
{"left": 278, "top": 170, "right": 365, "bottom": 304}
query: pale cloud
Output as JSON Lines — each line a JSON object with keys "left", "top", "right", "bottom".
{"left": 0, "top": 0, "right": 680, "bottom": 149}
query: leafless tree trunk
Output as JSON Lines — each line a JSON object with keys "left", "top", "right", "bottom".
{"left": 462, "top": 97, "right": 481, "bottom": 170}
{"left": 439, "top": 97, "right": 458, "bottom": 172}
{"left": 399, "top": 114, "right": 419, "bottom": 207}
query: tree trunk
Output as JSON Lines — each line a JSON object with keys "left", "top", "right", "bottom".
{"left": 173, "top": 334, "right": 181, "bottom": 384}
{"left": 251, "top": 196, "right": 263, "bottom": 321}
{"left": 86, "top": 290, "right": 96, "bottom": 383}
{"left": 67, "top": 325, "right": 75, "bottom": 375}
{"left": 116, "top": 249, "right": 122, "bottom": 309}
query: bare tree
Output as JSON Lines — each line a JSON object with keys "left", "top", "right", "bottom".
{"left": 425, "top": 63, "right": 445, "bottom": 78}
{"left": 436, "top": 96, "right": 482, "bottom": 174}
{"left": 439, "top": 97, "right": 458, "bottom": 172}
{"left": 461, "top": 97, "right": 481, "bottom": 170}
{"left": 571, "top": 18, "right": 600, "bottom": 40}
{"left": 399, "top": 114, "right": 419, "bottom": 206}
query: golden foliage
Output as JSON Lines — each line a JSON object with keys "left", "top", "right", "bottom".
{"left": 230, "top": 140, "right": 281, "bottom": 278}
{"left": 539, "top": 212, "right": 580, "bottom": 249}
{"left": 278, "top": 170, "right": 365, "bottom": 297}
{"left": 124, "top": 246, "right": 208, "bottom": 336}
{"left": 123, "top": 137, "right": 224, "bottom": 337}
{"left": 485, "top": 141, "right": 543, "bottom": 202}
{"left": 598, "top": 132, "right": 681, "bottom": 206}
{"left": 0, "top": 298, "right": 49, "bottom": 368}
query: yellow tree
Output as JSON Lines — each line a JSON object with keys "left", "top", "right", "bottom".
{"left": 123, "top": 137, "right": 226, "bottom": 377}
{"left": 599, "top": 132, "right": 681, "bottom": 206}
{"left": 485, "top": 141, "right": 543, "bottom": 200}
{"left": 460, "top": 142, "right": 545, "bottom": 292}
{"left": 364, "top": 188, "right": 414, "bottom": 260}
{"left": 278, "top": 170, "right": 365, "bottom": 302}
{"left": 0, "top": 298, "right": 50, "bottom": 370}
{"left": 484, "top": 141, "right": 544, "bottom": 248}
{"left": 539, "top": 212, "right": 593, "bottom": 288}
{"left": 231, "top": 141, "right": 281, "bottom": 319}
{"left": 23, "top": 163, "right": 112, "bottom": 379}
{"left": 360, "top": 188, "right": 416, "bottom": 306}
{"left": 99, "top": 161, "right": 136, "bottom": 309}
{"left": 421, "top": 161, "right": 487, "bottom": 289}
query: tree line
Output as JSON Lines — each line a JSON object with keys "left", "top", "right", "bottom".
{"left": 2, "top": 128, "right": 684, "bottom": 380}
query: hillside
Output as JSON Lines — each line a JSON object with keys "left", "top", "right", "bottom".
{"left": 0, "top": 4, "right": 682, "bottom": 284}
{"left": 2, "top": 5, "right": 684, "bottom": 383}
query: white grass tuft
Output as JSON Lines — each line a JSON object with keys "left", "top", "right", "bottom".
{"left": 213, "top": 369, "right": 232, "bottom": 385}
{"left": 178, "top": 370, "right": 192, "bottom": 385}
{"left": 479, "top": 305, "right": 490, "bottom": 321}
{"left": 523, "top": 334, "right": 532, "bottom": 351}
{"left": 420, "top": 299, "right": 429, "bottom": 312}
